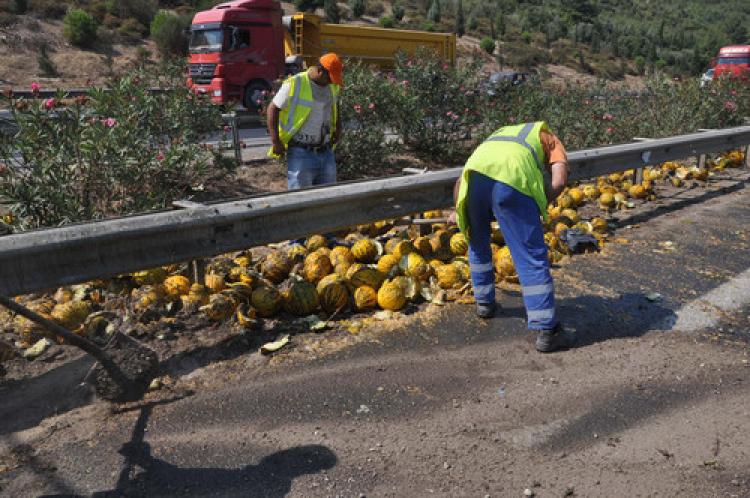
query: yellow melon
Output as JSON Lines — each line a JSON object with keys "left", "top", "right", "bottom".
{"left": 283, "top": 280, "right": 319, "bottom": 316}
{"left": 318, "top": 279, "right": 350, "bottom": 314}
{"left": 599, "top": 192, "right": 615, "bottom": 209}
{"left": 251, "top": 285, "right": 282, "bottom": 317}
{"left": 352, "top": 238, "right": 379, "bottom": 263}
{"left": 329, "top": 246, "right": 355, "bottom": 266}
{"left": 51, "top": 300, "right": 92, "bottom": 330}
{"left": 305, "top": 234, "right": 328, "bottom": 251}
{"left": 435, "top": 264, "right": 462, "bottom": 289}
{"left": 303, "top": 252, "right": 333, "bottom": 284}
{"left": 287, "top": 243, "right": 308, "bottom": 262}
{"left": 377, "top": 254, "right": 400, "bottom": 276}
{"left": 132, "top": 267, "right": 167, "bottom": 286}
{"left": 354, "top": 285, "right": 378, "bottom": 310}
{"left": 412, "top": 236, "right": 432, "bottom": 257}
{"left": 401, "top": 252, "right": 430, "bottom": 280}
{"left": 261, "top": 252, "right": 292, "bottom": 284}
{"left": 347, "top": 264, "right": 385, "bottom": 290}
{"left": 449, "top": 232, "right": 468, "bottom": 255}
{"left": 568, "top": 188, "right": 584, "bottom": 206}
{"left": 377, "top": 279, "right": 407, "bottom": 311}
{"left": 200, "top": 294, "right": 236, "bottom": 322}
{"left": 163, "top": 275, "right": 191, "bottom": 301}
{"left": 628, "top": 184, "right": 646, "bottom": 199}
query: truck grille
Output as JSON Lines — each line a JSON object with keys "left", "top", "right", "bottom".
{"left": 189, "top": 64, "right": 217, "bottom": 84}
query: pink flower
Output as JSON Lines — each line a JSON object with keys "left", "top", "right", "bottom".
{"left": 353, "top": 104, "right": 362, "bottom": 114}
{"left": 104, "top": 117, "right": 117, "bottom": 128}
{"left": 606, "top": 126, "right": 614, "bottom": 134}
{"left": 224, "top": 125, "right": 232, "bottom": 132}
{"left": 368, "top": 103, "right": 375, "bottom": 110}
{"left": 43, "top": 98, "right": 56, "bottom": 110}
{"left": 725, "top": 100, "right": 737, "bottom": 112}
{"left": 156, "top": 152, "right": 165, "bottom": 161}
{"left": 30, "top": 82, "right": 40, "bottom": 93}
{"left": 401, "top": 80, "right": 409, "bottom": 87}
{"left": 602, "top": 112, "right": 614, "bottom": 121}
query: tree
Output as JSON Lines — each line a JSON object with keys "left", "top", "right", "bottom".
{"left": 295, "top": 0, "right": 323, "bottom": 13}
{"left": 151, "top": 12, "right": 191, "bottom": 56}
{"left": 392, "top": 3, "right": 405, "bottom": 21}
{"left": 324, "top": 0, "right": 341, "bottom": 23}
{"left": 726, "top": 18, "right": 747, "bottom": 44}
{"left": 467, "top": 12, "right": 478, "bottom": 31}
{"left": 349, "top": 0, "right": 365, "bottom": 17}
{"left": 63, "top": 9, "right": 98, "bottom": 48}
{"left": 427, "top": 0, "right": 440, "bottom": 23}
{"left": 454, "top": 0, "right": 465, "bottom": 37}
{"left": 496, "top": 12, "right": 505, "bottom": 37}
{"left": 480, "top": 36, "right": 495, "bottom": 55}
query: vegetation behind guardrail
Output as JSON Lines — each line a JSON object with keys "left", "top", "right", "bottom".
{"left": 331, "top": 50, "right": 750, "bottom": 177}
{"left": 0, "top": 63, "right": 228, "bottom": 230}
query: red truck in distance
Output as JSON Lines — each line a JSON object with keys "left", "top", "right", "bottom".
{"left": 712, "top": 45, "right": 750, "bottom": 80}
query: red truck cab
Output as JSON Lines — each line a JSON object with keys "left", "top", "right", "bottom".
{"left": 712, "top": 45, "right": 750, "bottom": 80}
{"left": 187, "top": 0, "right": 286, "bottom": 108}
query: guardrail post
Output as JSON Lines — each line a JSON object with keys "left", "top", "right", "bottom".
{"left": 745, "top": 144, "right": 750, "bottom": 168}
{"left": 632, "top": 137, "right": 651, "bottom": 183}
{"left": 172, "top": 200, "right": 208, "bottom": 285}
{"left": 402, "top": 167, "right": 432, "bottom": 235}
{"left": 221, "top": 112, "right": 242, "bottom": 167}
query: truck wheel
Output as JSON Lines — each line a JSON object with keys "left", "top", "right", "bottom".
{"left": 243, "top": 82, "right": 268, "bottom": 111}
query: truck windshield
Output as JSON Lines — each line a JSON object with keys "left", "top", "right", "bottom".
{"left": 717, "top": 56, "right": 750, "bottom": 65}
{"left": 189, "top": 29, "right": 224, "bottom": 53}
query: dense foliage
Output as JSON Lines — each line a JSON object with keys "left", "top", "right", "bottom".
{"left": 0, "top": 64, "right": 225, "bottom": 229}
{"left": 331, "top": 50, "right": 750, "bottom": 178}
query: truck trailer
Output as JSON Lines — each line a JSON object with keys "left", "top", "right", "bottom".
{"left": 187, "top": 0, "right": 456, "bottom": 109}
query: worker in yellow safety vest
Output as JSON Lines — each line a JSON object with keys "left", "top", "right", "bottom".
{"left": 267, "top": 53, "right": 342, "bottom": 190}
{"left": 453, "top": 121, "right": 575, "bottom": 353}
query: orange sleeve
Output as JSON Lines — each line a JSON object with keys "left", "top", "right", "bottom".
{"left": 540, "top": 130, "right": 568, "bottom": 169}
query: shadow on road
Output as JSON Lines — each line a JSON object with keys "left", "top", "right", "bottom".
{"left": 39, "top": 397, "right": 337, "bottom": 498}
{"left": 0, "top": 355, "right": 94, "bottom": 435}
{"left": 486, "top": 290, "right": 677, "bottom": 349}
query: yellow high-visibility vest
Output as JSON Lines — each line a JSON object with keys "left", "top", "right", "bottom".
{"left": 268, "top": 71, "right": 339, "bottom": 158}
{"left": 456, "top": 121, "right": 550, "bottom": 236}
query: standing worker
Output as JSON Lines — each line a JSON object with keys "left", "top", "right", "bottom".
{"left": 267, "top": 53, "right": 343, "bottom": 190}
{"left": 454, "top": 121, "right": 575, "bottom": 353}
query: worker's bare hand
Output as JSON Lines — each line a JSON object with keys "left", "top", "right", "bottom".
{"left": 271, "top": 139, "right": 285, "bottom": 157}
{"left": 447, "top": 211, "right": 457, "bottom": 225}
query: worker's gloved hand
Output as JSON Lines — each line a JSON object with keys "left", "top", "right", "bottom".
{"left": 271, "top": 139, "right": 285, "bottom": 157}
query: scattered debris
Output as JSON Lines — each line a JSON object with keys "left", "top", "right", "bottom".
{"left": 260, "top": 334, "right": 290, "bottom": 354}
{"left": 21, "top": 338, "right": 53, "bottom": 360}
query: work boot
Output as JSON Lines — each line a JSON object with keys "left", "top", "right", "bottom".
{"left": 535, "top": 323, "right": 575, "bottom": 353}
{"left": 476, "top": 302, "right": 496, "bottom": 319}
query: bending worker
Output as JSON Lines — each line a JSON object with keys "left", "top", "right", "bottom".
{"left": 454, "top": 121, "right": 574, "bottom": 353}
{"left": 267, "top": 53, "right": 343, "bottom": 189}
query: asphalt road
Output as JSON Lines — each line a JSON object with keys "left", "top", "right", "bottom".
{"left": 2, "top": 172, "right": 750, "bottom": 497}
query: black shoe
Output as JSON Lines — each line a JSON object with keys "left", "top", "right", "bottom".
{"left": 476, "top": 302, "right": 496, "bottom": 319}
{"left": 535, "top": 323, "right": 575, "bottom": 353}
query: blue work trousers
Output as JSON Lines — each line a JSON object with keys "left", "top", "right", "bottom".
{"left": 466, "top": 172, "right": 557, "bottom": 330}
{"left": 287, "top": 146, "right": 336, "bottom": 190}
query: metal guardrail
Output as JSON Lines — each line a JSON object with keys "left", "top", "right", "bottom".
{"left": 1, "top": 126, "right": 750, "bottom": 297}
{"left": 1, "top": 88, "right": 172, "bottom": 100}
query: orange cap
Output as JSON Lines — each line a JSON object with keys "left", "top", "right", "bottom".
{"left": 319, "top": 53, "right": 343, "bottom": 86}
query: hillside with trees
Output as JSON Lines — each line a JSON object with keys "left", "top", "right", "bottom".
{"left": 0, "top": 0, "right": 748, "bottom": 87}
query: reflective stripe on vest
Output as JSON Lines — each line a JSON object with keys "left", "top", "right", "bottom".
{"left": 484, "top": 122, "right": 542, "bottom": 170}
{"left": 269, "top": 72, "right": 339, "bottom": 158}
{"left": 281, "top": 74, "right": 315, "bottom": 133}
{"left": 454, "top": 121, "right": 550, "bottom": 236}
